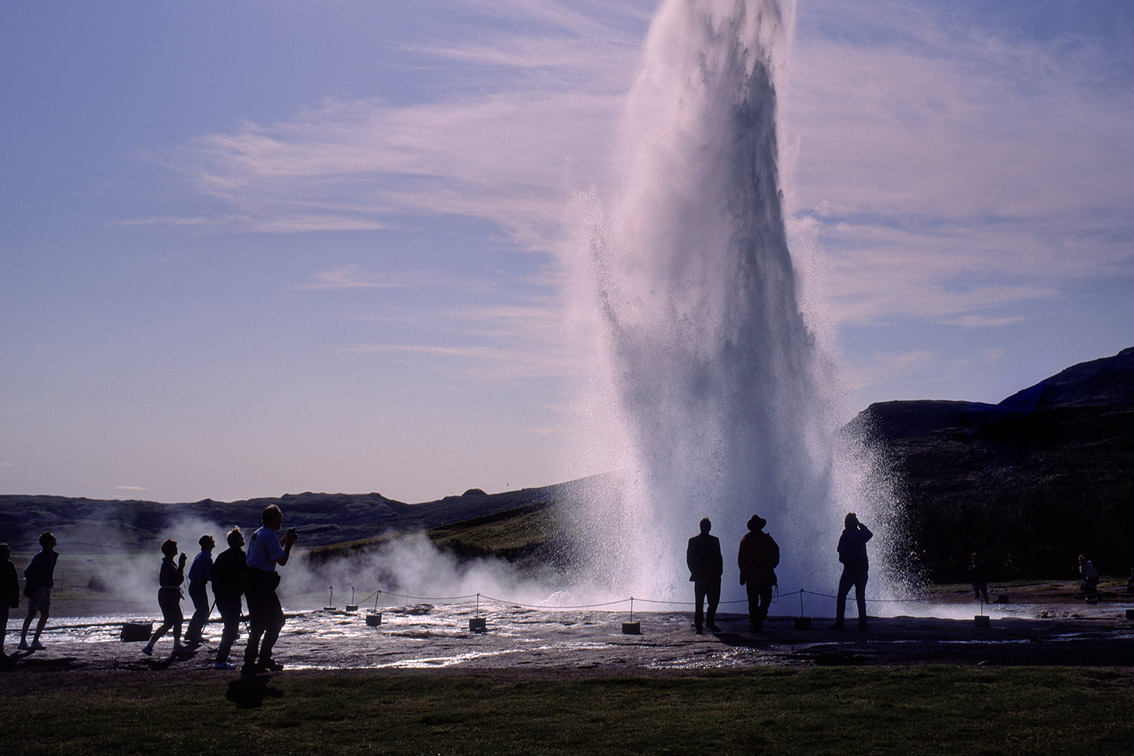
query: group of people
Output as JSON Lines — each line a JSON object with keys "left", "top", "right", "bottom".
{"left": 1, "top": 532, "right": 58, "bottom": 657}
{"left": 0, "top": 505, "right": 298, "bottom": 677}
{"left": 141, "top": 504, "right": 297, "bottom": 676}
{"left": 686, "top": 512, "right": 874, "bottom": 633}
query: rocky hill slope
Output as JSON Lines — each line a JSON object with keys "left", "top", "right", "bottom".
{"left": 855, "top": 347, "right": 1134, "bottom": 583}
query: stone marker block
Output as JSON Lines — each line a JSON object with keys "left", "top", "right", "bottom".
{"left": 469, "top": 617, "right": 487, "bottom": 633}
{"left": 974, "top": 615, "right": 990, "bottom": 628}
{"left": 794, "top": 617, "right": 812, "bottom": 630}
{"left": 365, "top": 612, "right": 382, "bottom": 627}
{"left": 120, "top": 622, "right": 153, "bottom": 642}
{"left": 622, "top": 621, "right": 641, "bottom": 635}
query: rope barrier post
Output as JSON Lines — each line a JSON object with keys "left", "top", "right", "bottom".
{"left": 366, "top": 590, "right": 383, "bottom": 626}
{"left": 793, "top": 589, "right": 812, "bottom": 630}
{"left": 975, "top": 594, "right": 990, "bottom": 628}
{"left": 622, "top": 597, "right": 641, "bottom": 635}
{"left": 324, "top": 586, "right": 335, "bottom": 611}
{"left": 346, "top": 586, "right": 359, "bottom": 612}
{"left": 469, "top": 593, "right": 487, "bottom": 633}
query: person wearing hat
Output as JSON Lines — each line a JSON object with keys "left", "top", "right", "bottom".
{"left": 737, "top": 515, "right": 779, "bottom": 632}
{"left": 686, "top": 517, "right": 723, "bottom": 634}
{"left": 184, "top": 534, "right": 215, "bottom": 645}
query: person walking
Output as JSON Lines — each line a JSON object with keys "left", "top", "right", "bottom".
{"left": 833, "top": 513, "right": 872, "bottom": 631}
{"left": 1, "top": 543, "right": 19, "bottom": 657}
{"left": 686, "top": 517, "right": 723, "bottom": 634}
{"left": 243, "top": 505, "right": 297, "bottom": 676}
{"left": 184, "top": 535, "right": 215, "bottom": 645}
{"left": 19, "top": 532, "right": 58, "bottom": 651}
{"left": 969, "top": 552, "right": 990, "bottom": 603}
{"left": 1078, "top": 554, "right": 1099, "bottom": 595}
{"left": 737, "top": 515, "right": 779, "bottom": 632}
{"left": 211, "top": 527, "right": 247, "bottom": 670}
{"left": 142, "top": 539, "right": 187, "bottom": 656}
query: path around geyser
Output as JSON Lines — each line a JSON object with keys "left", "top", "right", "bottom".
{"left": 3, "top": 598, "right": 1133, "bottom": 683}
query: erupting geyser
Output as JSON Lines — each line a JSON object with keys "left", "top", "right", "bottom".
{"left": 568, "top": 0, "right": 893, "bottom": 603}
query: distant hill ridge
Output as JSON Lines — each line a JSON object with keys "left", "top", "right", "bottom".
{"left": 855, "top": 346, "right": 1134, "bottom": 441}
{"left": 0, "top": 481, "right": 593, "bottom": 553}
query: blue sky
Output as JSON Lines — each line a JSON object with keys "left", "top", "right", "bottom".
{"left": 2, "top": 1, "right": 1131, "bottom": 504}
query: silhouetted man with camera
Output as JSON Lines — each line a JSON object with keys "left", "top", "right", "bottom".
{"left": 243, "top": 505, "right": 296, "bottom": 676}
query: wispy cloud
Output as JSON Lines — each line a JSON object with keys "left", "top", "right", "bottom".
{"left": 135, "top": 1, "right": 1133, "bottom": 339}
{"left": 940, "top": 314, "right": 1025, "bottom": 329}
{"left": 291, "top": 265, "right": 406, "bottom": 292}
{"left": 787, "top": 1, "right": 1134, "bottom": 327}
{"left": 137, "top": 2, "right": 645, "bottom": 243}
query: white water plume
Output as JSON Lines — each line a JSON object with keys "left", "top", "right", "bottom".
{"left": 564, "top": 0, "right": 897, "bottom": 604}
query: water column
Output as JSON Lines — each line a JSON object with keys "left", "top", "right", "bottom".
{"left": 572, "top": 0, "right": 871, "bottom": 604}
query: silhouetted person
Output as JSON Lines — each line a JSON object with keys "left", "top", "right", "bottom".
{"left": 19, "top": 531, "right": 58, "bottom": 651}
{"left": 243, "top": 505, "right": 297, "bottom": 676}
{"left": 1, "top": 543, "right": 19, "bottom": 657}
{"left": 738, "top": 515, "right": 779, "bottom": 632}
{"left": 185, "top": 534, "right": 215, "bottom": 644}
{"left": 833, "top": 513, "right": 872, "bottom": 631}
{"left": 969, "top": 552, "right": 990, "bottom": 603}
{"left": 211, "top": 527, "right": 247, "bottom": 670}
{"left": 1127, "top": 568, "right": 1134, "bottom": 595}
{"left": 1078, "top": 554, "right": 1099, "bottom": 595}
{"left": 686, "top": 517, "right": 723, "bottom": 634}
{"left": 143, "top": 539, "right": 187, "bottom": 656}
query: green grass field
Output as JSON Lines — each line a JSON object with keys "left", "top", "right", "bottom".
{"left": 2, "top": 666, "right": 1132, "bottom": 755}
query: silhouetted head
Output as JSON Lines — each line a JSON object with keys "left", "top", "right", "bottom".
{"left": 747, "top": 515, "right": 767, "bottom": 532}
{"left": 39, "top": 531, "right": 56, "bottom": 550}
{"left": 199, "top": 534, "right": 215, "bottom": 551}
{"left": 161, "top": 539, "right": 178, "bottom": 559}
{"left": 226, "top": 527, "right": 245, "bottom": 548}
{"left": 699, "top": 517, "right": 712, "bottom": 534}
{"left": 844, "top": 513, "right": 858, "bottom": 529}
{"left": 1078, "top": 554, "right": 1087, "bottom": 563}
{"left": 0, "top": 543, "right": 9, "bottom": 561}
{"left": 262, "top": 504, "right": 283, "bottom": 529}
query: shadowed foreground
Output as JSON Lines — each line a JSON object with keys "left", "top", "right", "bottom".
{"left": 1, "top": 665, "right": 1133, "bottom": 755}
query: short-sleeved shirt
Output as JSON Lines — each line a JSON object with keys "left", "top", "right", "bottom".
{"left": 246, "top": 526, "right": 285, "bottom": 572}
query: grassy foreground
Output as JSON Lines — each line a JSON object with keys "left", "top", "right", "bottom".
{"left": 2, "top": 666, "right": 1133, "bottom": 755}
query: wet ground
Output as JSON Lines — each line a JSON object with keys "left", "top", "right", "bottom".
{"left": 4, "top": 592, "right": 1133, "bottom": 680}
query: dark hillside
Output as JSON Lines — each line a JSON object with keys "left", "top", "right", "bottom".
{"left": 859, "top": 347, "right": 1134, "bottom": 583}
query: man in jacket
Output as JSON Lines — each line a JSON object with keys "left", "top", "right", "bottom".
{"left": 834, "top": 513, "right": 872, "bottom": 631}
{"left": 20, "top": 531, "right": 58, "bottom": 651}
{"left": 1, "top": 543, "right": 19, "bottom": 657}
{"left": 686, "top": 517, "right": 723, "bottom": 634}
{"left": 737, "top": 515, "right": 779, "bottom": 632}
{"left": 211, "top": 527, "right": 247, "bottom": 670}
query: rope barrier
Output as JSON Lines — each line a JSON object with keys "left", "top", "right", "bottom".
{"left": 320, "top": 585, "right": 931, "bottom": 612}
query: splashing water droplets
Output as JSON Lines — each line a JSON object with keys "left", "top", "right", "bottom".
{"left": 565, "top": 0, "right": 893, "bottom": 604}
